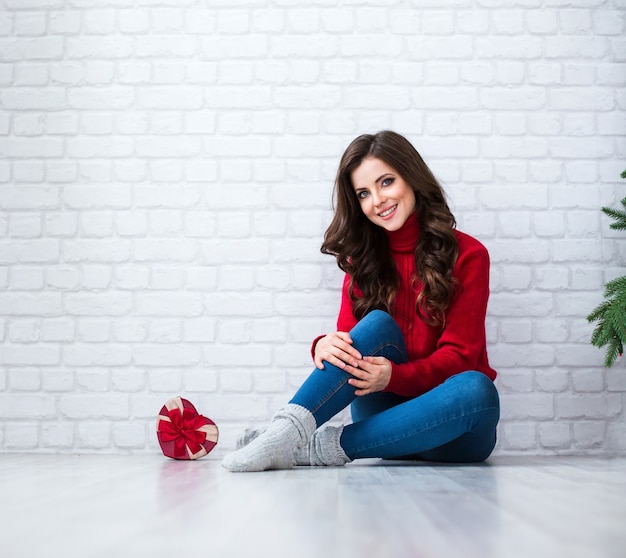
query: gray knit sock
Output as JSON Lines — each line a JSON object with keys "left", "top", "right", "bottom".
{"left": 236, "top": 424, "right": 351, "bottom": 467}
{"left": 303, "top": 425, "right": 352, "bottom": 466}
{"left": 222, "top": 404, "right": 316, "bottom": 472}
{"left": 235, "top": 427, "right": 265, "bottom": 450}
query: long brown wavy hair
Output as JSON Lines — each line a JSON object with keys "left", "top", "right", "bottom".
{"left": 321, "top": 131, "right": 458, "bottom": 327}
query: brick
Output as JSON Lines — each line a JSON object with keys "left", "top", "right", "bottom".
{"left": 573, "top": 421, "right": 606, "bottom": 449}
{"left": 76, "top": 369, "right": 110, "bottom": 392}
{"left": 221, "top": 369, "right": 254, "bottom": 393}
{"left": 148, "top": 369, "right": 182, "bottom": 393}
{"left": 501, "top": 393, "right": 555, "bottom": 420}
{"left": 204, "top": 344, "right": 272, "bottom": 366}
{"left": 526, "top": 10, "right": 558, "bottom": 33}
{"left": 112, "top": 369, "right": 146, "bottom": 392}
{"left": 64, "top": 344, "right": 132, "bottom": 366}
{"left": 534, "top": 319, "right": 569, "bottom": 343}
{"left": 68, "top": 87, "right": 133, "bottom": 109}
{"left": 146, "top": 319, "right": 181, "bottom": 343}
{"left": 1, "top": 37, "right": 63, "bottom": 61}
{"left": 255, "top": 370, "right": 288, "bottom": 393}
{"left": 500, "top": 422, "right": 537, "bottom": 451}
{"left": 63, "top": 240, "right": 131, "bottom": 263}
{"left": 9, "top": 368, "right": 41, "bottom": 391}
{"left": 218, "top": 267, "right": 255, "bottom": 290}
{"left": 538, "top": 422, "right": 572, "bottom": 449}
{"left": 0, "top": 394, "right": 56, "bottom": 418}
{"left": 490, "top": 344, "right": 555, "bottom": 367}
{"left": 555, "top": 344, "right": 607, "bottom": 368}
{"left": 42, "top": 370, "right": 74, "bottom": 392}
{"left": 203, "top": 35, "right": 268, "bottom": 58}
{"left": 183, "top": 369, "right": 218, "bottom": 392}
{"left": 182, "top": 318, "right": 216, "bottom": 343}
{"left": 500, "top": 320, "right": 532, "bottom": 343}
{"left": 497, "top": 369, "right": 534, "bottom": 393}
{"left": 185, "top": 267, "right": 218, "bottom": 290}
{"left": 77, "top": 319, "right": 110, "bottom": 342}
{"left": 42, "top": 423, "right": 75, "bottom": 448}
{"left": 60, "top": 394, "right": 129, "bottom": 419}
{"left": 203, "top": 238, "right": 269, "bottom": 264}
{"left": 47, "top": 162, "right": 78, "bottom": 183}
{"left": 607, "top": 369, "right": 626, "bottom": 392}
{"left": 77, "top": 422, "right": 111, "bottom": 449}
{"left": 571, "top": 268, "right": 604, "bottom": 290}
{"left": 137, "top": 136, "right": 204, "bottom": 157}
{"left": 572, "top": 369, "right": 605, "bottom": 393}
{"left": 535, "top": 368, "right": 570, "bottom": 393}
{"left": 271, "top": 35, "right": 337, "bottom": 58}
{"left": 0, "top": 137, "right": 64, "bottom": 158}
{"left": 5, "top": 423, "right": 39, "bottom": 449}
{"left": 63, "top": 185, "right": 131, "bottom": 209}
{"left": 480, "top": 185, "right": 548, "bottom": 209}
{"left": 556, "top": 394, "right": 622, "bottom": 419}
{"left": 481, "top": 87, "right": 546, "bottom": 110}
{"left": 198, "top": 394, "right": 267, "bottom": 422}
{"left": 607, "top": 421, "right": 626, "bottom": 453}
{"left": 42, "top": 318, "right": 75, "bottom": 342}
{"left": 134, "top": 344, "right": 201, "bottom": 366}
{"left": 134, "top": 293, "right": 202, "bottom": 317}
{"left": 488, "top": 240, "right": 550, "bottom": 264}
{"left": 132, "top": 240, "right": 196, "bottom": 262}
{"left": 1, "top": 87, "right": 65, "bottom": 110}
{"left": 113, "top": 422, "right": 146, "bottom": 449}
{"left": 8, "top": 319, "right": 41, "bottom": 342}
{"left": 546, "top": 37, "right": 607, "bottom": 59}
{"left": 66, "top": 36, "right": 132, "bottom": 59}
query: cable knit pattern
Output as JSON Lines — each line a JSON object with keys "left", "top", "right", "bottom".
{"left": 318, "top": 212, "right": 497, "bottom": 398}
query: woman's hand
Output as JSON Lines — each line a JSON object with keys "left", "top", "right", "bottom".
{"left": 313, "top": 331, "right": 362, "bottom": 371}
{"left": 347, "top": 356, "right": 392, "bottom": 396}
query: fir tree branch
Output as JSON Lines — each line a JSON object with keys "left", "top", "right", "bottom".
{"left": 588, "top": 170, "right": 626, "bottom": 367}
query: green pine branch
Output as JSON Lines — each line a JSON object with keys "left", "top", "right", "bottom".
{"left": 588, "top": 276, "right": 626, "bottom": 367}
{"left": 588, "top": 169, "right": 626, "bottom": 367}
{"left": 602, "top": 198, "right": 626, "bottom": 231}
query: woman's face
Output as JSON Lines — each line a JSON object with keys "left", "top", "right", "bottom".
{"left": 350, "top": 157, "right": 417, "bottom": 232}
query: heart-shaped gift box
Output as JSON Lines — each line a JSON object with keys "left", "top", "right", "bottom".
{"left": 156, "top": 397, "right": 218, "bottom": 460}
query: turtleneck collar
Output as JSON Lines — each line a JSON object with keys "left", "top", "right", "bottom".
{"left": 387, "top": 211, "right": 419, "bottom": 254}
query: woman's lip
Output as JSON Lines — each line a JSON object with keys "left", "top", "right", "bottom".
{"left": 378, "top": 204, "right": 398, "bottom": 219}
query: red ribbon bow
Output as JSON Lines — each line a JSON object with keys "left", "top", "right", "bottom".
{"left": 156, "top": 397, "right": 218, "bottom": 460}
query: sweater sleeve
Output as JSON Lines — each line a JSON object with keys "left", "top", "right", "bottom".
{"left": 336, "top": 274, "right": 359, "bottom": 332}
{"left": 385, "top": 239, "right": 493, "bottom": 397}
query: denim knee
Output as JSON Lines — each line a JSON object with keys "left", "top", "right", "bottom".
{"left": 453, "top": 371, "right": 500, "bottom": 417}
{"left": 353, "top": 309, "right": 395, "bottom": 332}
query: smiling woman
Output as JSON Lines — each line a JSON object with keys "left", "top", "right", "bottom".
{"left": 222, "top": 131, "right": 499, "bottom": 473}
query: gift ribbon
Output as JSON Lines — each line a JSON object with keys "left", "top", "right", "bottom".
{"left": 157, "top": 398, "right": 218, "bottom": 459}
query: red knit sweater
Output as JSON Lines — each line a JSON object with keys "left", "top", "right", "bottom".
{"left": 317, "top": 212, "right": 497, "bottom": 398}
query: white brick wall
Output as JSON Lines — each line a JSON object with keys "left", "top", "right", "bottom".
{"left": 0, "top": 0, "right": 624, "bottom": 458}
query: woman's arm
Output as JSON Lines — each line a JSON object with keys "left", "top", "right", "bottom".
{"left": 386, "top": 239, "right": 495, "bottom": 397}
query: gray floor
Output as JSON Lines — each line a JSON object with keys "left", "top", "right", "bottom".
{"left": 1, "top": 454, "right": 625, "bottom": 558}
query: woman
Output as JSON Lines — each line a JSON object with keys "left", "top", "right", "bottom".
{"left": 222, "top": 131, "right": 499, "bottom": 472}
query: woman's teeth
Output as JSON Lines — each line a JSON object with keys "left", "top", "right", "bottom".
{"left": 379, "top": 205, "right": 397, "bottom": 218}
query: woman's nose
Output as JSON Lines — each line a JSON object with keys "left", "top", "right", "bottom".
{"left": 371, "top": 189, "right": 385, "bottom": 207}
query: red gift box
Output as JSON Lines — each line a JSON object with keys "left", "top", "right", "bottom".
{"left": 156, "top": 397, "right": 218, "bottom": 460}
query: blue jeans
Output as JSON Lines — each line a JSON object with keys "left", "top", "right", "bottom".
{"left": 290, "top": 310, "right": 500, "bottom": 463}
